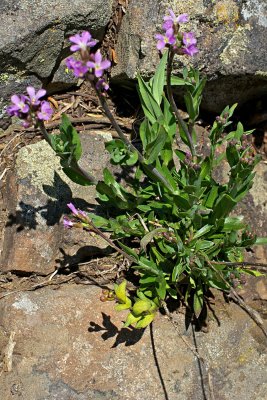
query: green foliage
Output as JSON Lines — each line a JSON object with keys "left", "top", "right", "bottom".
{"left": 48, "top": 51, "right": 266, "bottom": 329}
{"left": 50, "top": 114, "right": 94, "bottom": 186}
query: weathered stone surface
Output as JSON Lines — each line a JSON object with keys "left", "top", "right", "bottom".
{"left": 0, "top": 0, "right": 113, "bottom": 110}
{"left": 0, "top": 132, "right": 112, "bottom": 275}
{"left": 112, "top": 0, "right": 267, "bottom": 112}
{"left": 0, "top": 284, "right": 266, "bottom": 400}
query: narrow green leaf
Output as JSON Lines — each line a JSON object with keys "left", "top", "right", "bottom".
{"left": 193, "top": 286, "right": 204, "bottom": 318}
{"left": 61, "top": 166, "right": 94, "bottom": 186}
{"left": 140, "top": 228, "right": 168, "bottom": 251}
{"left": 255, "top": 237, "right": 267, "bottom": 245}
{"left": 151, "top": 50, "right": 168, "bottom": 105}
{"left": 212, "top": 194, "right": 236, "bottom": 220}
{"left": 146, "top": 126, "right": 168, "bottom": 164}
{"left": 192, "top": 225, "right": 212, "bottom": 240}
{"left": 60, "top": 114, "right": 82, "bottom": 161}
{"left": 117, "top": 241, "right": 139, "bottom": 261}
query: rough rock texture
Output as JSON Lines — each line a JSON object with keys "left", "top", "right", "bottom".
{"left": 0, "top": 284, "right": 266, "bottom": 400}
{"left": 0, "top": 132, "right": 112, "bottom": 275}
{"left": 112, "top": 0, "right": 267, "bottom": 112}
{"left": 0, "top": 0, "right": 113, "bottom": 110}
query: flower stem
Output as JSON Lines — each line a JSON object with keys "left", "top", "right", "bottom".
{"left": 166, "top": 50, "right": 196, "bottom": 157}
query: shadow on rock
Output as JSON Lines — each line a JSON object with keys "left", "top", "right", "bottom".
{"left": 5, "top": 171, "right": 96, "bottom": 231}
{"left": 88, "top": 312, "right": 145, "bottom": 347}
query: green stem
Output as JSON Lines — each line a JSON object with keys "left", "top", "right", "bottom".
{"left": 166, "top": 50, "right": 196, "bottom": 157}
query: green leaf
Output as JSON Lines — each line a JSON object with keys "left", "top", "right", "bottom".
{"left": 137, "top": 73, "right": 163, "bottom": 124}
{"left": 132, "top": 299, "right": 153, "bottom": 315}
{"left": 115, "top": 301, "right": 132, "bottom": 311}
{"left": 114, "top": 281, "right": 129, "bottom": 304}
{"left": 135, "top": 313, "right": 156, "bottom": 328}
{"left": 134, "top": 257, "right": 161, "bottom": 276}
{"left": 255, "top": 237, "right": 267, "bottom": 245}
{"left": 184, "top": 91, "right": 195, "bottom": 121}
{"left": 61, "top": 166, "right": 94, "bottom": 186}
{"left": 192, "top": 225, "right": 212, "bottom": 240}
{"left": 59, "top": 114, "right": 82, "bottom": 161}
{"left": 172, "top": 263, "right": 186, "bottom": 281}
{"left": 200, "top": 157, "right": 211, "bottom": 179}
{"left": 140, "top": 228, "right": 168, "bottom": 251}
{"left": 156, "top": 276, "right": 167, "bottom": 299}
{"left": 117, "top": 241, "right": 139, "bottom": 261}
{"left": 195, "top": 240, "right": 214, "bottom": 250}
{"left": 139, "top": 119, "right": 149, "bottom": 150}
{"left": 223, "top": 216, "right": 246, "bottom": 231}
{"left": 193, "top": 286, "right": 204, "bottom": 318}
{"left": 241, "top": 269, "right": 264, "bottom": 277}
{"left": 212, "top": 194, "right": 236, "bottom": 220}
{"left": 151, "top": 50, "right": 168, "bottom": 105}
{"left": 124, "top": 312, "right": 142, "bottom": 327}
{"left": 146, "top": 126, "right": 168, "bottom": 164}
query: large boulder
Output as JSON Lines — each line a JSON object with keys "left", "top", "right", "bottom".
{"left": 112, "top": 0, "right": 267, "bottom": 113}
{"left": 0, "top": 0, "right": 113, "bottom": 110}
{"left": 0, "top": 132, "right": 112, "bottom": 276}
{"left": 0, "top": 284, "right": 266, "bottom": 400}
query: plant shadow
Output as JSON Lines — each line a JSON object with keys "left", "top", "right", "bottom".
{"left": 88, "top": 312, "right": 145, "bottom": 347}
{"left": 5, "top": 171, "right": 98, "bottom": 231}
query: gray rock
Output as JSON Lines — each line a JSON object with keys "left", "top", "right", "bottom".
{"left": 0, "top": 0, "right": 113, "bottom": 109}
{"left": 0, "top": 131, "right": 112, "bottom": 275}
{"left": 112, "top": 0, "right": 267, "bottom": 112}
{"left": 0, "top": 284, "right": 266, "bottom": 400}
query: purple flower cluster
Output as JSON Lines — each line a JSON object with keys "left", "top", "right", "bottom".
{"left": 155, "top": 9, "right": 198, "bottom": 56}
{"left": 65, "top": 31, "right": 110, "bottom": 92}
{"left": 7, "top": 87, "right": 53, "bottom": 127}
{"left": 63, "top": 202, "right": 90, "bottom": 229}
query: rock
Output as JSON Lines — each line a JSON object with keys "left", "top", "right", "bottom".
{"left": 112, "top": 0, "right": 267, "bottom": 113}
{"left": 0, "top": 131, "right": 112, "bottom": 275}
{"left": 0, "top": 0, "right": 113, "bottom": 110}
{"left": 0, "top": 284, "right": 266, "bottom": 399}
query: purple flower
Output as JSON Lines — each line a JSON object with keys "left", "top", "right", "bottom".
{"left": 96, "top": 78, "right": 109, "bottom": 91}
{"left": 69, "top": 31, "right": 97, "bottom": 52}
{"left": 163, "top": 10, "right": 189, "bottom": 30}
{"left": 36, "top": 101, "right": 53, "bottom": 121}
{"left": 65, "top": 57, "right": 89, "bottom": 78}
{"left": 67, "top": 202, "right": 79, "bottom": 216}
{"left": 155, "top": 28, "right": 176, "bottom": 51}
{"left": 182, "top": 32, "right": 198, "bottom": 56}
{"left": 86, "top": 50, "right": 111, "bottom": 78}
{"left": 67, "top": 202, "right": 88, "bottom": 221}
{"left": 63, "top": 217, "right": 74, "bottom": 229}
{"left": 8, "top": 94, "right": 30, "bottom": 115}
{"left": 26, "top": 86, "right": 46, "bottom": 106}
{"left": 182, "top": 32, "right": 197, "bottom": 47}
{"left": 183, "top": 44, "right": 198, "bottom": 56}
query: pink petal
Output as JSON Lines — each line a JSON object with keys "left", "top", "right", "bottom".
{"left": 36, "top": 89, "right": 46, "bottom": 99}
{"left": 86, "top": 61, "right": 95, "bottom": 69}
{"left": 94, "top": 50, "right": 102, "bottom": 64}
{"left": 26, "top": 86, "right": 35, "bottom": 98}
{"left": 101, "top": 60, "right": 111, "bottom": 69}
{"left": 11, "top": 94, "right": 20, "bottom": 106}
